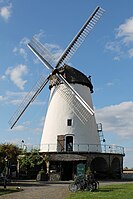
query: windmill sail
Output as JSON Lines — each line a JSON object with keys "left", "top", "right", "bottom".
{"left": 55, "top": 6, "right": 105, "bottom": 69}
{"left": 56, "top": 83, "right": 93, "bottom": 124}
{"left": 27, "top": 6, "right": 105, "bottom": 71}
{"left": 26, "top": 37, "right": 95, "bottom": 123}
{"left": 28, "top": 37, "right": 54, "bottom": 70}
{"left": 9, "top": 75, "right": 50, "bottom": 129}
{"left": 9, "top": 6, "right": 104, "bottom": 128}
{"left": 57, "top": 74, "right": 94, "bottom": 115}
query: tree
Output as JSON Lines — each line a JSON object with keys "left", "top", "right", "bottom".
{"left": 18, "top": 149, "right": 44, "bottom": 179}
{"left": 0, "top": 143, "right": 21, "bottom": 174}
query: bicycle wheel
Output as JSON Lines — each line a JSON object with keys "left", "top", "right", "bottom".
{"left": 69, "top": 183, "right": 78, "bottom": 192}
{"left": 89, "top": 184, "right": 94, "bottom": 192}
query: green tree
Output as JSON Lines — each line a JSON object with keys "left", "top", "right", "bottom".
{"left": 18, "top": 149, "right": 44, "bottom": 179}
{"left": 0, "top": 143, "right": 21, "bottom": 174}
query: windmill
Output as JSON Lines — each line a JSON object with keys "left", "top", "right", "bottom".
{"left": 9, "top": 6, "right": 105, "bottom": 153}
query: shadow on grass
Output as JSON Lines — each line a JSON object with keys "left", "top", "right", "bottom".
{"left": 0, "top": 188, "right": 21, "bottom": 196}
{"left": 98, "top": 186, "right": 126, "bottom": 193}
{"left": 0, "top": 180, "right": 70, "bottom": 188}
{"left": 0, "top": 181, "right": 50, "bottom": 188}
{"left": 98, "top": 188, "right": 114, "bottom": 192}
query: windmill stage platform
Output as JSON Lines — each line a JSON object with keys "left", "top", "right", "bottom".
{"left": 24, "top": 143, "right": 125, "bottom": 181}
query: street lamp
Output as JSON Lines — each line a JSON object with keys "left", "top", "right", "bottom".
{"left": 21, "top": 140, "right": 24, "bottom": 149}
{"left": 3, "top": 156, "right": 8, "bottom": 189}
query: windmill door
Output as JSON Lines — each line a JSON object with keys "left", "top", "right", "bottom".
{"left": 57, "top": 135, "right": 65, "bottom": 152}
{"left": 66, "top": 136, "right": 73, "bottom": 152}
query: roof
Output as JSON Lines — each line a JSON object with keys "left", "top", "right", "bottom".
{"left": 49, "top": 65, "right": 93, "bottom": 93}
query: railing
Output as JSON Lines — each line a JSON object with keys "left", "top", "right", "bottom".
{"left": 21, "top": 144, "right": 125, "bottom": 155}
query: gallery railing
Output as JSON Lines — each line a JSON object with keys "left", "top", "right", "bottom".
{"left": 21, "top": 144, "right": 125, "bottom": 155}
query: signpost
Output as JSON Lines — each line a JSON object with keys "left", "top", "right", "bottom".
{"left": 77, "top": 163, "right": 85, "bottom": 176}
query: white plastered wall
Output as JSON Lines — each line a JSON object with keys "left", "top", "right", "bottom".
{"left": 40, "top": 83, "right": 101, "bottom": 152}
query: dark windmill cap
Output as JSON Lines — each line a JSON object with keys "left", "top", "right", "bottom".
{"left": 49, "top": 65, "right": 93, "bottom": 93}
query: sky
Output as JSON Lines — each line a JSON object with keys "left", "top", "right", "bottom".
{"left": 0, "top": 0, "right": 133, "bottom": 168}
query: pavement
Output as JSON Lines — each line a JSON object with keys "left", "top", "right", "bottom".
{"left": 0, "top": 180, "right": 133, "bottom": 199}
{"left": 0, "top": 181, "right": 70, "bottom": 199}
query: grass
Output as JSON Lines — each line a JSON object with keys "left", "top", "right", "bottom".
{"left": 0, "top": 187, "right": 20, "bottom": 196}
{"left": 67, "top": 183, "right": 133, "bottom": 199}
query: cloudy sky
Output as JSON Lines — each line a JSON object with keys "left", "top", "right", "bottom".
{"left": 0, "top": 0, "right": 133, "bottom": 168}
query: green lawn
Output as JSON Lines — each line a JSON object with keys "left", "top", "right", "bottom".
{"left": 67, "top": 183, "right": 133, "bottom": 199}
{"left": 0, "top": 188, "right": 20, "bottom": 196}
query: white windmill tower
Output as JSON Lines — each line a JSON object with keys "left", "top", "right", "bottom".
{"left": 9, "top": 7, "right": 105, "bottom": 153}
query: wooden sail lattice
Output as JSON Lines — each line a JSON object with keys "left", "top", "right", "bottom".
{"left": 9, "top": 6, "right": 105, "bottom": 129}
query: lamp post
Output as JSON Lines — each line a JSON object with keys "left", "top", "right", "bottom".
{"left": 21, "top": 140, "right": 24, "bottom": 149}
{"left": 3, "top": 156, "right": 8, "bottom": 189}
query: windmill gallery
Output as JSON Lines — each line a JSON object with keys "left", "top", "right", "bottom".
{"left": 9, "top": 7, "right": 124, "bottom": 180}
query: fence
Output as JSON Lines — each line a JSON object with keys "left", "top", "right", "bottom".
{"left": 21, "top": 143, "right": 124, "bottom": 155}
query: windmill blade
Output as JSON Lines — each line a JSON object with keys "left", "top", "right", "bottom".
{"left": 56, "top": 84, "right": 92, "bottom": 124}
{"left": 58, "top": 73, "right": 94, "bottom": 115}
{"left": 9, "top": 74, "right": 50, "bottom": 129}
{"left": 56, "top": 74, "right": 94, "bottom": 123}
{"left": 55, "top": 6, "right": 105, "bottom": 69}
{"left": 28, "top": 37, "right": 54, "bottom": 71}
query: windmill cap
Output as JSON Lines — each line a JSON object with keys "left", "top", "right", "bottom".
{"left": 49, "top": 65, "right": 93, "bottom": 93}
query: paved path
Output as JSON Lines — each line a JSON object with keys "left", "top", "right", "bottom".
{"left": 0, "top": 184, "right": 69, "bottom": 199}
{"left": 1, "top": 180, "right": 133, "bottom": 199}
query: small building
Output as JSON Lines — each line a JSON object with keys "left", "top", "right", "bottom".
{"left": 18, "top": 143, "right": 124, "bottom": 180}
{"left": 122, "top": 170, "right": 133, "bottom": 180}
{"left": 39, "top": 145, "right": 124, "bottom": 181}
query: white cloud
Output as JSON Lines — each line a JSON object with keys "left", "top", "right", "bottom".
{"left": 105, "top": 41, "right": 124, "bottom": 61}
{"left": 0, "top": 3, "right": 12, "bottom": 21}
{"left": 45, "top": 43, "right": 63, "bottom": 63}
{"left": 106, "top": 82, "right": 114, "bottom": 87}
{"left": 5, "top": 64, "right": 28, "bottom": 90}
{"left": 9, "top": 121, "right": 32, "bottom": 133}
{"left": 34, "top": 128, "right": 42, "bottom": 134}
{"left": 32, "top": 42, "right": 63, "bottom": 66}
{"left": 95, "top": 101, "right": 133, "bottom": 139}
{"left": 116, "top": 17, "right": 133, "bottom": 44}
{"left": 0, "top": 95, "right": 4, "bottom": 100}
{"left": 105, "top": 17, "right": 133, "bottom": 60}
{"left": 30, "top": 30, "right": 63, "bottom": 66}
{"left": 1, "top": 75, "right": 6, "bottom": 80}
{"left": 128, "top": 48, "right": 133, "bottom": 58}
{"left": 13, "top": 47, "right": 27, "bottom": 60}
{"left": 105, "top": 41, "right": 121, "bottom": 53}
{"left": 113, "top": 56, "right": 120, "bottom": 61}
{"left": 12, "top": 37, "right": 30, "bottom": 61}
{"left": 20, "top": 37, "right": 29, "bottom": 46}
{"left": 34, "top": 29, "right": 45, "bottom": 41}
{"left": 0, "top": 90, "right": 46, "bottom": 107}
{"left": 0, "top": 91, "right": 27, "bottom": 105}
{"left": 11, "top": 125, "right": 28, "bottom": 132}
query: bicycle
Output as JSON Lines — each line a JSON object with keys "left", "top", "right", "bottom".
{"left": 69, "top": 174, "right": 99, "bottom": 192}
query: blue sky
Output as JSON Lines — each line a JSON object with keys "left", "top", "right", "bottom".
{"left": 0, "top": 0, "right": 133, "bottom": 168}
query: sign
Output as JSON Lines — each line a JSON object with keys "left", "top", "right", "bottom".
{"left": 77, "top": 163, "right": 85, "bottom": 176}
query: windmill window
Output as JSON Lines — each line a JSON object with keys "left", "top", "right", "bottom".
{"left": 67, "top": 119, "right": 72, "bottom": 126}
